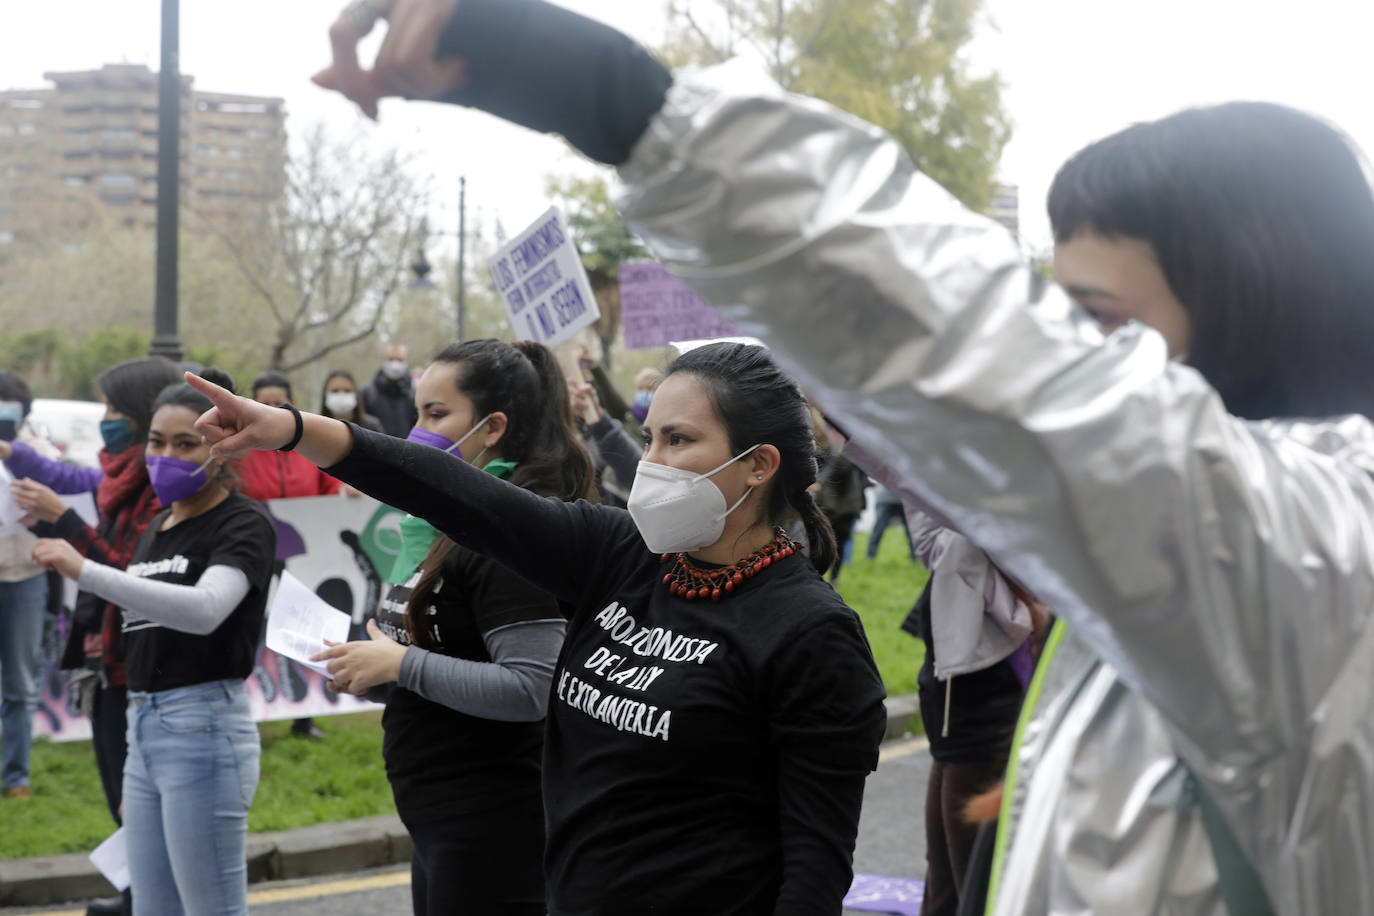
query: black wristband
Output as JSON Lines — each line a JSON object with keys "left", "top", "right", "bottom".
{"left": 276, "top": 402, "right": 304, "bottom": 453}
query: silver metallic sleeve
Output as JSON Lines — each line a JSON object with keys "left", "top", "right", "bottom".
{"left": 616, "top": 62, "right": 1374, "bottom": 909}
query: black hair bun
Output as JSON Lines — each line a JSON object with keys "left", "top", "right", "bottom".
{"left": 199, "top": 366, "right": 235, "bottom": 395}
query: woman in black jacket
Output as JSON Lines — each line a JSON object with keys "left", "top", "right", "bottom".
{"left": 314, "top": 339, "right": 596, "bottom": 915}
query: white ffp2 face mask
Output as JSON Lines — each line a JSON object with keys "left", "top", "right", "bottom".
{"left": 324, "top": 392, "right": 358, "bottom": 415}
{"left": 627, "top": 445, "right": 761, "bottom": 554}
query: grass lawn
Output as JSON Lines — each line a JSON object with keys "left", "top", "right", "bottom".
{"left": 2, "top": 713, "right": 394, "bottom": 860}
{"left": 836, "top": 530, "right": 929, "bottom": 702}
{"left": 5, "top": 533, "right": 926, "bottom": 860}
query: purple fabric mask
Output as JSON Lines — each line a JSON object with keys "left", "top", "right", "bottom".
{"left": 145, "top": 454, "right": 212, "bottom": 506}
{"left": 406, "top": 425, "right": 459, "bottom": 452}
{"left": 405, "top": 415, "right": 492, "bottom": 460}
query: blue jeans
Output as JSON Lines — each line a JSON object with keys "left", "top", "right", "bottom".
{"left": 0, "top": 572, "right": 49, "bottom": 789}
{"left": 124, "top": 679, "right": 260, "bottom": 916}
{"left": 866, "top": 501, "right": 914, "bottom": 560}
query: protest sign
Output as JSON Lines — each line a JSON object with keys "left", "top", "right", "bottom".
{"left": 489, "top": 207, "right": 600, "bottom": 348}
{"left": 619, "top": 261, "right": 739, "bottom": 349}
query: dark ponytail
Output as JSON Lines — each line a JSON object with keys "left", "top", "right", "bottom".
{"left": 665, "top": 342, "right": 837, "bottom": 573}
{"left": 405, "top": 339, "right": 597, "bottom": 646}
{"left": 506, "top": 340, "right": 598, "bottom": 501}
{"left": 792, "top": 488, "right": 837, "bottom": 572}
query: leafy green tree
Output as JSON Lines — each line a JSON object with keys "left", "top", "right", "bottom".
{"left": 57, "top": 328, "right": 151, "bottom": 400}
{"left": 664, "top": 0, "right": 1011, "bottom": 209}
{"left": 0, "top": 206, "right": 283, "bottom": 395}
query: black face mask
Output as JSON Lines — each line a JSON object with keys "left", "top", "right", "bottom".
{"left": 0, "top": 420, "right": 16, "bottom": 442}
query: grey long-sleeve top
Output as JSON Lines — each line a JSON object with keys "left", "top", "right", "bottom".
{"left": 396, "top": 618, "right": 565, "bottom": 722}
{"left": 79, "top": 562, "right": 248, "bottom": 636}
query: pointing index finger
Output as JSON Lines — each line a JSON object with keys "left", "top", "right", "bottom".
{"left": 184, "top": 370, "right": 236, "bottom": 405}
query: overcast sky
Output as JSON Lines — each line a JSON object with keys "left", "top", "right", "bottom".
{"left": 6, "top": 0, "right": 1374, "bottom": 251}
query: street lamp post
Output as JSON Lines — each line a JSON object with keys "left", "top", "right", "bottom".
{"left": 149, "top": 0, "right": 183, "bottom": 361}
{"left": 409, "top": 177, "right": 469, "bottom": 342}
{"left": 457, "top": 176, "right": 466, "bottom": 342}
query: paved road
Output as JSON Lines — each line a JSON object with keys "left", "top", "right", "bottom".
{"left": 5, "top": 736, "right": 931, "bottom": 916}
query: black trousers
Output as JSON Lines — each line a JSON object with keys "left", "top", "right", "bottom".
{"left": 920, "top": 757, "right": 1007, "bottom": 916}
{"left": 826, "top": 512, "right": 858, "bottom": 580}
{"left": 91, "top": 682, "right": 128, "bottom": 824}
{"left": 89, "top": 682, "right": 134, "bottom": 915}
{"left": 406, "top": 798, "right": 546, "bottom": 916}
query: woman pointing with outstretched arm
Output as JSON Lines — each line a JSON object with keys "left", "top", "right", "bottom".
{"left": 185, "top": 342, "right": 887, "bottom": 916}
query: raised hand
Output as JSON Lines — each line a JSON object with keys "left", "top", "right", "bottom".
{"left": 311, "top": 0, "right": 467, "bottom": 121}
{"left": 12, "top": 478, "right": 68, "bottom": 525}
{"left": 568, "top": 381, "right": 603, "bottom": 425}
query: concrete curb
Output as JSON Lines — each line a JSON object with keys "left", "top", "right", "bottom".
{"left": 0, "top": 695, "right": 922, "bottom": 908}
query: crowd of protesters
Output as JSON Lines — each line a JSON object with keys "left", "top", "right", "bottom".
{"left": 3, "top": 1, "right": 1374, "bottom": 914}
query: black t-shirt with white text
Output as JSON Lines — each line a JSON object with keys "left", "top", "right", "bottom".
{"left": 121, "top": 492, "right": 275, "bottom": 693}
{"left": 376, "top": 542, "right": 560, "bottom": 827}
{"left": 330, "top": 428, "right": 888, "bottom": 916}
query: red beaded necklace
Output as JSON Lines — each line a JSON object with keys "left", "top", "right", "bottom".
{"left": 660, "top": 527, "right": 801, "bottom": 602}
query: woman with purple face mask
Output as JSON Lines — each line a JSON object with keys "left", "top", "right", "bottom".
{"left": 311, "top": 338, "right": 596, "bottom": 915}
{"left": 32, "top": 368, "right": 275, "bottom": 916}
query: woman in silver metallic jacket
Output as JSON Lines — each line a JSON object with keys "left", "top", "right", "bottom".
{"left": 316, "top": 2, "right": 1374, "bottom": 913}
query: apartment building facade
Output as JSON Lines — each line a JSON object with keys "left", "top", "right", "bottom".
{"left": 0, "top": 63, "right": 285, "bottom": 245}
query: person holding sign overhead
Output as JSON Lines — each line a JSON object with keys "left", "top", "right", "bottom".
{"left": 490, "top": 207, "right": 602, "bottom": 349}
{"left": 310, "top": 338, "right": 595, "bottom": 916}
{"left": 184, "top": 338, "right": 887, "bottom": 916}
{"left": 33, "top": 368, "right": 274, "bottom": 916}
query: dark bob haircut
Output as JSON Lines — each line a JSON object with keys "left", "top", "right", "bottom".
{"left": 1048, "top": 101, "right": 1374, "bottom": 421}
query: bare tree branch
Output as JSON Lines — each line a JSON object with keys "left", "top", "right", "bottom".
{"left": 674, "top": 2, "right": 733, "bottom": 62}
{"left": 281, "top": 319, "right": 382, "bottom": 373}
{"left": 190, "top": 207, "right": 287, "bottom": 326}
{"left": 197, "top": 124, "right": 428, "bottom": 371}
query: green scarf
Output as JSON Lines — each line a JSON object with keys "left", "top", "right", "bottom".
{"left": 385, "top": 458, "right": 517, "bottom": 585}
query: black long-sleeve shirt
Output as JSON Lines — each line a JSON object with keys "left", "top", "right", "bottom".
{"left": 439, "top": 0, "right": 671, "bottom": 166}
{"left": 328, "top": 427, "right": 886, "bottom": 916}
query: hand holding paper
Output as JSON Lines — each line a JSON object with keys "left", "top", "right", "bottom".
{"left": 13, "top": 477, "right": 70, "bottom": 524}
{"left": 311, "top": 618, "right": 407, "bottom": 696}
{"left": 266, "top": 571, "right": 352, "bottom": 678}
